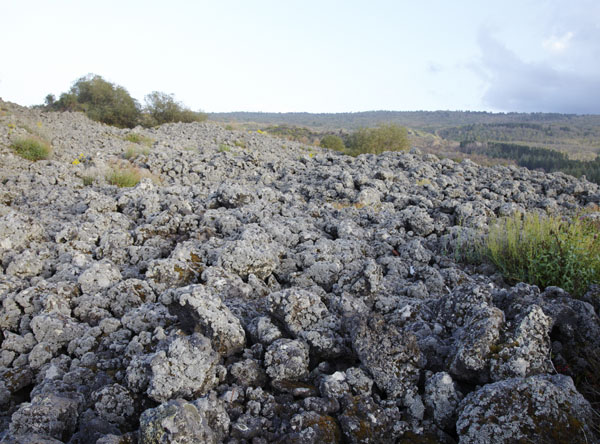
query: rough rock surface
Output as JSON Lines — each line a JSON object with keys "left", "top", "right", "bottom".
{"left": 0, "top": 99, "right": 598, "bottom": 442}
{"left": 456, "top": 375, "right": 596, "bottom": 443}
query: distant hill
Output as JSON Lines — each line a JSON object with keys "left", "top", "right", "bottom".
{"left": 211, "top": 110, "right": 600, "bottom": 161}
{"left": 209, "top": 110, "right": 600, "bottom": 132}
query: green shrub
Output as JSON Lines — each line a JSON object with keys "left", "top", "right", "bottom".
{"left": 82, "top": 175, "right": 95, "bottom": 186}
{"left": 477, "top": 212, "right": 600, "bottom": 298}
{"left": 320, "top": 134, "right": 345, "bottom": 151}
{"left": 50, "top": 74, "right": 141, "bottom": 128}
{"left": 124, "top": 133, "right": 154, "bottom": 146}
{"left": 347, "top": 123, "right": 409, "bottom": 156}
{"left": 106, "top": 166, "right": 141, "bottom": 187}
{"left": 11, "top": 136, "right": 52, "bottom": 161}
{"left": 142, "top": 91, "right": 207, "bottom": 127}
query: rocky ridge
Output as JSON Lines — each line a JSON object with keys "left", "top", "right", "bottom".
{"left": 0, "top": 99, "right": 599, "bottom": 443}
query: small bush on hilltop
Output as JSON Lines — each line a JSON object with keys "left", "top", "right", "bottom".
{"left": 11, "top": 136, "right": 52, "bottom": 161}
{"left": 320, "top": 134, "right": 345, "bottom": 151}
{"left": 142, "top": 91, "right": 207, "bottom": 127}
{"left": 50, "top": 74, "right": 141, "bottom": 128}
{"left": 45, "top": 74, "right": 207, "bottom": 129}
{"left": 346, "top": 123, "right": 409, "bottom": 156}
{"left": 472, "top": 212, "right": 600, "bottom": 299}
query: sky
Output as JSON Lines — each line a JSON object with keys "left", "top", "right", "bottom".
{"left": 1, "top": 0, "right": 599, "bottom": 114}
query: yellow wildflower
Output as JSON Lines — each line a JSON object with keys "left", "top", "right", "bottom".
{"left": 72, "top": 159, "right": 80, "bottom": 165}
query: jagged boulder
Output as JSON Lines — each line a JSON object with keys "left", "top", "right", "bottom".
{"left": 456, "top": 375, "right": 596, "bottom": 443}
{"left": 139, "top": 399, "right": 219, "bottom": 444}
{"left": 161, "top": 284, "right": 245, "bottom": 356}
{"left": 147, "top": 333, "right": 223, "bottom": 402}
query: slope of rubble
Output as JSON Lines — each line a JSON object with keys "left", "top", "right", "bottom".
{"left": 0, "top": 99, "right": 599, "bottom": 443}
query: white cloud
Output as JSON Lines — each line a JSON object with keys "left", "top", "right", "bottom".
{"left": 543, "top": 31, "right": 574, "bottom": 53}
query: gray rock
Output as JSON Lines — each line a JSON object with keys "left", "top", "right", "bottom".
{"left": 338, "top": 394, "right": 403, "bottom": 444}
{"left": 286, "top": 411, "right": 342, "bottom": 444}
{"left": 457, "top": 375, "right": 597, "bottom": 443}
{"left": 424, "top": 371, "right": 462, "bottom": 429}
{"left": 248, "top": 316, "right": 282, "bottom": 345}
{"left": 147, "top": 333, "right": 222, "bottom": 402}
{"left": 215, "top": 183, "right": 255, "bottom": 208}
{"left": 264, "top": 338, "right": 310, "bottom": 382}
{"left": 351, "top": 313, "right": 422, "bottom": 401}
{"left": 161, "top": 284, "right": 245, "bottom": 356}
{"left": 192, "top": 392, "right": 231, "bottom": 443}
{"left": 121, "top": 302, "right": 176, "bottom": 334}
{"left": 345, "top": 367, "right": 374, "bottom": 395}
{"left": 92, "top": 383, "right": 135, "bottom": 425}
{"left": 206, "top": 224, "right": 282, "bottom": 280}
{"left": 0, "top": 434, "right": 64, "bottom": 444}
{"left": 490, "top": 304, "right": 552, "bottom": 380}
{"left": 0, "top": 210, "right": 45, "bottom": 257}
{"left": 319, "top": 371, "right": 350, "bottom": 399}
{"left": 267, "top": 287, "right": 344, "bottom": 357}
{"left": 30, "top": 312, "right": 86, "bottom": 347}
{"left": 77, "top": 260, "right": 122, "bottom": 294}
{"left": 356, "top": 188, "right": 381, "bottom": 206}
{"left": 0, "top": 366, "right": 33, "bottom": 407}
{"left": 400, "top": 206, "right": 435, "bottom": 236}
{"left": 448, "top": 304, "right": 504, "bottom": 383}
{"left": 229, "top": 358, "right": 268, "bottom": 387}
{"left": 139, "top": 399, "right": 218, "bottom": 444}
{"left": 9, "top": 393, "right": 80, "bottom": 442}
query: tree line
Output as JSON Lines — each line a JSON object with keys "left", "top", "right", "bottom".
{"left": 460, "top": 141, "right": 600, "bottom": 184}
{"left": 43, "top": 74, "right": 207, "bottom": 128}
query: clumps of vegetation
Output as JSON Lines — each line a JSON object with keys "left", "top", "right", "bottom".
{"left": 11, "top": 136, "right": 52, "bottom": 161}
{"left": 262, "top": 125, "right": 319, "bottom": 144}
{"left": 106, "top": 166, "right": 141, "bottom": 188}
{"left": 124, "top": 145, "right": 151, "bottom": 160}
{"left": 319, "top": 134, "right": 345, "bottom": 151}
{"left": 45, "top": 74, "right": 207, "bottom": 129}
{"left": 346, "top": 123, "right": 410, "bottom": 156}
{"left": 81, "top": 175, "right": 95, "bottom": 186}
{"left": 142, "top": 91, "right": 207, "bottom": 127}
{"left": 331, "top": 201, "right": 366, "bottom": 210}
{"left": 470, "top": 212, "right": 600, "bottom": 299}
{"left": 46, "top": 74, "right": 140, "bottom": 128}
{"left": 124, "top": 133, "right": 154, "bottom": 146}
{"left": 262, "top": 123, "right": 409, "bottom": 157}
{"left": 218, "top": 143, "right": 231, "bottom": 153}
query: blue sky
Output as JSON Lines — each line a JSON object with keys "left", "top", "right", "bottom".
{"left": 1, "top": 0, "right": 599, "bottom": 113}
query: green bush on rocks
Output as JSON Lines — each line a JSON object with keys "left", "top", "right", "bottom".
{"left": 11, "top": 136, "right": 52, "bottom": 161}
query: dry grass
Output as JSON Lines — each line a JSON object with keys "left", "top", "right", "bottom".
{"left": 123, "top": 133, "right": 154, "bottom": 146}
{"left": 106, "top": 166, "right": 142, "bottom": 187}
{"left": 124, "top": 145, "right": 151, "bottom": 160}
{"left": 11, "top": 136, "right": 52, "bottom": 161}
